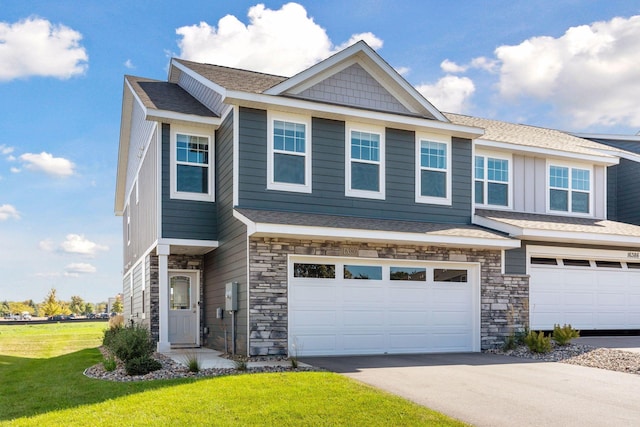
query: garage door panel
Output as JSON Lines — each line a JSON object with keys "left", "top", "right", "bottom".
{"left": 292, "top": 284, "right": 337, "bottom": 302}
{"left": 289, "top": 259, "right": 478, "bottom": 356}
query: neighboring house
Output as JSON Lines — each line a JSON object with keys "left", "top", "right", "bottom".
{"left": 573, "top": 132, "right": 640, "bottom": 226}
{"left": 115, "top": 41, "right": 640, "bottom": 357}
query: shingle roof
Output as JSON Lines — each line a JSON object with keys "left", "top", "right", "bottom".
{"left": 125, "top": 75, "right": 218, "bottom": 117}
{"left": 476, "top": 209, "right": 640, "bottom": 238}
{"left": 444, "top": 112, "right": 618, "bottom": 158}
{"left": 237, "top": 208, "right": 514, "bottom": 241}
{"left": 173, "top": 59, "right": 287, "bottom": 93}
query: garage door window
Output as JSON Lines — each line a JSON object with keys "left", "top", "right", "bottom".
{"left": 595, "top": 261, "right": 622, "bottom": 268}
{"left": 628, "top": 262, "right": 640, "bottom": 269}
{"left": 434, "top": 269, "right": 467, "bottom": 282}
{"left": 390, "top": 267, "right": 427, "bottom": 281}
{"left": 531, "top": 257, "right": 558, "bottom": 265}
{"left": 293, "top": 263, "right": 336, "bottom": 278}
{"left": 344, "top": 265, "right": 382, "bottom": 280}
{"left": 563, "top": 259, "right": 591, "bottom": 267}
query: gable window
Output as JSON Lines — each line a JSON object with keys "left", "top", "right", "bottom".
{"left": 267, "top": 112, "right": 311, "bottom": 193}
{"left": 549, "top": 165, "right": 590, "bottom": 214}
{"left": 475, "top": 155, "right": 510, "bottom": 207}
{"left": 346, "top": 124, "right": 385, "bottom": 199}
{"left": 170, "top": 128, "right": 214, "bottom": 202}
{"left": 415, "top": 135, "right": 451, "bottom": 205}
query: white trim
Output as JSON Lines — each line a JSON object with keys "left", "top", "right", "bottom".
{"left": 415, "top": 133, "right": 452, "bottom": 205}
{"left": 234, "top": 210, "right": 519, "bottom": 249}
{"left": 473, "top": 214, "right": 640, "bottom": 247}
{"left": 156, "top": 128, "right": 163, "bottom": 246}
{"left": 224, "top": 90, "right": 482, "bottom": 139}
{"left": 345, "top": 122, "right": 385, "bottom": 200}
{"left": 158, "top": 237, "right": 219, "bottom": 249}
{"left": 171, "top": 59, "right": 228, "bottom": 96}
{"left": 545, "top": 160, "right": 593, "bottom": 216}
{"left": 232, "top": 105, "right": 240, "bottom": 207}
{"left": 266, "top": 111, "right": 312, "bottom": 193}
{"left": 572, "top": 132, "right": 640, "bottom": 142}
{"left": 474, "top": 150, "right": 512, "bottom": 209}
{"left": 475, "top": 138, "right": 619, "bottom": 166}
{"left": 169, "top": 125, "right": 215, "bottom": 202}
{"left": 527, "top": 245, "right": 640, "bottom": 262}
{"left": 147, "top": 109, "right": 220, "bottom": 126}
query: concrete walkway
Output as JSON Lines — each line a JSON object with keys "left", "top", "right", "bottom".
{"left": 163, "top": 348, "right": 304, "bottom": 369}
{"left": 575, "top": 335, "right": 640, "bottom": 353}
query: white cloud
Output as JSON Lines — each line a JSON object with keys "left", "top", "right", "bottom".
{"left": 0, "top": 144, "right": 14, "bottom": 155}
{"left": 395, "top": 66, "right": 410, "bottom": 76}
{"left": 470, "top": 56, "right": 498, "bottom": 73}
{"left": 440, "top": 59, "right": 467, "bottom": 73}
{"left": 0, "top": 204, "right": 20, "bottom": 220}
{"left": 64, "top": 262, "right": 96, "bottom": 277}
{"left": 10, "top": 167, "right": 20, "bottom": 173}
{"left": 493, "top": 15, "right": 640, "bottom": 128}
{"left": 176, "top": 2, "right": 383, "bottom": 76}
{"left": 39, "top": 239, "right": 55, "bottom": 252}
{"left": 124, "top": 59, "right": 135, "bottom": 69}
{"left": 60, "top": 234, "right": 108, "bottom": 257}
{"left": 19, "top": 152, "right": 75, "bottom": 177}
{"left": 416, "top": 75, "right": 476, "bottom": 113}
{"left": 0, "top": 17, "right": 88, "bottom": 81}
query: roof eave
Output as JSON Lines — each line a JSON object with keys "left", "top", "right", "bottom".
{"left": 475, "top": 139, "right": 619, "bottom": 165}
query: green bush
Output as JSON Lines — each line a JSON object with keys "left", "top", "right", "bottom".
{"left": 524, "top": 330, "right": 552, "bottom": 353}
{"left": 503, "top": 326, "right": 530, "bottom": 350}
{"left": 102, "top": 355, "right": 117, "bottom": 372}
{"left": 552, "top": 324, "right": 580, "bottom": 346}
{"left": 108, "top": 324, "right": 155, "bottom": 363}
{"left": 125, "top": 356, "right": 162, "bottom": 376}
{"left": 102, "top": 324, "right": 123, "bottom": 350}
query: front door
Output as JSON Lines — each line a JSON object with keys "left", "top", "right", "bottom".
{"left": 168, "top": 271, "right": 199, "bottom": 346}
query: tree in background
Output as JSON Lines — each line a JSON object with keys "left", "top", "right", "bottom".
{"left": 8, "top": 302, "right": 33, "bottom": 315}
{"left": 40, "top": 289, "right": 64, "bottom": 317}
{"left": 69, "top": 296, "right": 85, "bottom": 315}
{"left": 0, "top": 301, "right": 9, "bottom": 316}
{"left": 112, "top": 295, "right": 124, "bottom": 314}
{"left": 96, "top": 302, "right": 107, "bottom": 314}
{"left": 84, "top": 302, "right": 95, "bottom": 315}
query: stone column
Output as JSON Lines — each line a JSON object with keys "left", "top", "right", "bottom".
{"left": 156, "top": 244, "right": 170, "bottom": 352}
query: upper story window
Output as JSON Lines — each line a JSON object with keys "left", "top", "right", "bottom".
{"left": 475, "top": 155, "right": 510, "bottom": 207}
{"left": 548, "top": 164, "right": 591, "bottom": 214}
{"left": 346, "top": 124, "right": 385, "bottom": 199}
{"left": 415, "top": 134, "right": 451, "bottom": 205}
{"left": 170, "top": 127, "right": 215, "bottom": 202}
{"left": 267, "top": 112, "right": 312, "bottom": 193}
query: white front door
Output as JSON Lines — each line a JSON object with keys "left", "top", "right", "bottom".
{"left": 168, "top": 271, "right": 199, "bottom": 346}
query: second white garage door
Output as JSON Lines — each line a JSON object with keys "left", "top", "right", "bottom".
{"left": 288, "top": 257, "right": 480, "bottom": 356}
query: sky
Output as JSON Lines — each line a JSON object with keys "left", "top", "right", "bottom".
{"left": 1, "top": 0, "right": 639, "bottom": 304}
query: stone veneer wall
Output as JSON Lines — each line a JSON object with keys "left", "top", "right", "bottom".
{"left": 248, "top": 237, "right": 530, "bottom": 355}
{"left": 147, "top": 254, "right": 204, "bottom": 344}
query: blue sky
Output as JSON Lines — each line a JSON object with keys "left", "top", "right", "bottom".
{"left": 1, "top": 1, "right": 639, "bottom": 303}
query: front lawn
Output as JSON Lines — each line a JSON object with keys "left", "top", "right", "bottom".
{"left": 0, "top": 322, "right": 466, "bottom": 426}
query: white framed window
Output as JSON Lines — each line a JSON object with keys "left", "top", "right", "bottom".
{"left": 475, "top": 154, "right": 511, "bottom": 208}
{"left": 548, "top": 163, "right": 591, "bottom": 214}
{"left": 267, "top": 111, "right": 312, "bottom": 193}
{"left": 415, "top": 133, "right": 451, "bottom": 205}
{"left": 345, "top": 123, "right": 385, "bottom": 199}
{"left": 170, "top": 126, "right": 214, "bottom": 202}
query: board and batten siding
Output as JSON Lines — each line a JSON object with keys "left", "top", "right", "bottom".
{"left": 203, "top": 111, "right": 249, "bottom": 355}
{"left": 160, "top": 123, "right": 217, "bottom": 240}
{"left": 610, "top": 159, "right": 640, "bottom": 225}
{"left": 511, "top": 154, "right": 607, "bottom": 218}
{"left": 237, "top": 107, "right": 472, "bottom": 224}
{"left": 123, "top": 128, "right": 159, "bottom": 271}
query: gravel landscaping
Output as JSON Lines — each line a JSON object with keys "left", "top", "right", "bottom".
{"left": 487, "top": 343, "right": 640, "bottom": 375}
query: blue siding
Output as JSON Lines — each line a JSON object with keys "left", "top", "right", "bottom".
{"left": 161, "top": 123, "right": 218, "bottom": 240}
{"left": 505, "top": 245, "right": 526, "bottom": 275}
{"left": 237, "top": 108, "right": 472, "bottom": 224}
{"left": 613, "top": 159, "right": 640, "bottom": 225}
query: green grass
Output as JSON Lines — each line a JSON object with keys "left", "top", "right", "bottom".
{"left": 0, "top": 322, "right": 467, "bottom": 426}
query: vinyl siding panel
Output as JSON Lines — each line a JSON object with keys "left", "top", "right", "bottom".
{"left": 505, "top": 246, "right": 527, "bottom": 275}
{"left": 161, "top": 123, "right": 218, "bottom": 240}
{"left": 614, "top": 159, "right": 640, "bottom": 225}
{"left": 203, "top": 111, "right": 249, "bottom": 355}
{"left": 594, "top": 165, "right": 606, "bottom": 218}
{"left": 238, "top": 108, "right": 471, "bottom": 224}
{"left": 607, "top": 166, "right": 618, "bottom": 220}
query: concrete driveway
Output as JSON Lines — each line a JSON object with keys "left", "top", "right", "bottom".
{"left": 303, "top": 351, "right": 640, "bottom": 427}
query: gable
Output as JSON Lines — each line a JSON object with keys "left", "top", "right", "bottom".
{"left": 293, "top": 63, "right": 413, "bottom": 115}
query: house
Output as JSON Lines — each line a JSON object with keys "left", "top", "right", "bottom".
{"left": 115, "top": 41, "right": 640, "bottom": 357}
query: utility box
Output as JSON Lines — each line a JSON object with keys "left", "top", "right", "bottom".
{"left": 225, "top": 282, "right": 238, "bottom": 311}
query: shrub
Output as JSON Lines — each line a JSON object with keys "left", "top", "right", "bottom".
{"left": 125, "top": 356, "right": 162, "bottom": 376}
{"left": 524, "top": 330, "right": 552, "bottom": 353}
{"left": 109, "top": 314, "right": 124, "bottom": 329}
{"left": 552, "top": 324, "right": 580, "bottom": 346}
{"left": 233, "top": 356, "right": 247, "bottom": 371}
{"left": 102, "top": 323, "right": 123, "bottom": 350}
{"left": 181, "top": 351, "right": 200, "bottom": 373}
{"left": 103, "top": 355, "right": 117, "bottom": 372}
{"left": 109, "top": 324, "right": 155, "bottom": 363}
{"left": 502, "top": 326, "right": 529, "bottom": 351}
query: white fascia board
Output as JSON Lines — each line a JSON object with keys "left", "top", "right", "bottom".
{"left": 233, "top": 210, "right": 257, "bottom": 235}
{"left": 573, "top": 132, "right": 640, "bottom": 142}
{"left": 474, "top": 215, "right": 640, "bottom": 246}
{"left": 591, "top": 147, "right": 640, "bottom": 163}
{"left": 475, "top": 138, "right": 619, "bottom": 165}
{"left": 158, "top": 238, "right": 219, "bottom": 252}
{"left": 224, "top": 91, "right": 483, "bottom": 139}
{"left": 115, "top": 83, "right": 135, "bottom": 214}
{"left": 146, "top": 109, "right": 220, "bottom": 126}
{"left": 170, "top": 60, "right": 228, "bottom": 95}
{"left": 234, "top": 212, "right": 519, "bottom": 249}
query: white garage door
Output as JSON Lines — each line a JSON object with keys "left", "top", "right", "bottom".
{"left": 530, "top": 257, "right": 640, "bottom": 330}
{"left": 288, "top": 257, "right": 479, "bottom": 356}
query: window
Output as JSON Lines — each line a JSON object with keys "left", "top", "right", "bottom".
{"left": 346, "top": 125, "right": 385, "bottom": 199}
{"left": 390, "top": 267, "right": 427, "bottom": 281}
{"left": 267, "top": 113, "right": 311, "bottom": 193}
{"left": 416, "top": 135, "right": 451, "bottom": 205}
{"left": 549, "top": 165, "right": 591, "bottom": 214}
{"left": 562, "top": 259, "right": 591, "bottom": 267}
{"left": 170, "top": 128, "right": 214, "bottom": 202}
{"left": 344, "top": 265, "right": 382, "bottom": 280}
{"left": 475, "top": 155, "right": 509, "bottom": 207}
{"left": 531, "top": 257, "right": 558, "bottom": 265}
{"left": 433, "top": 269, "right": 467, "bottom": 282}
{"left": 293, "top": 263, "right": 336, "bottom": 278}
